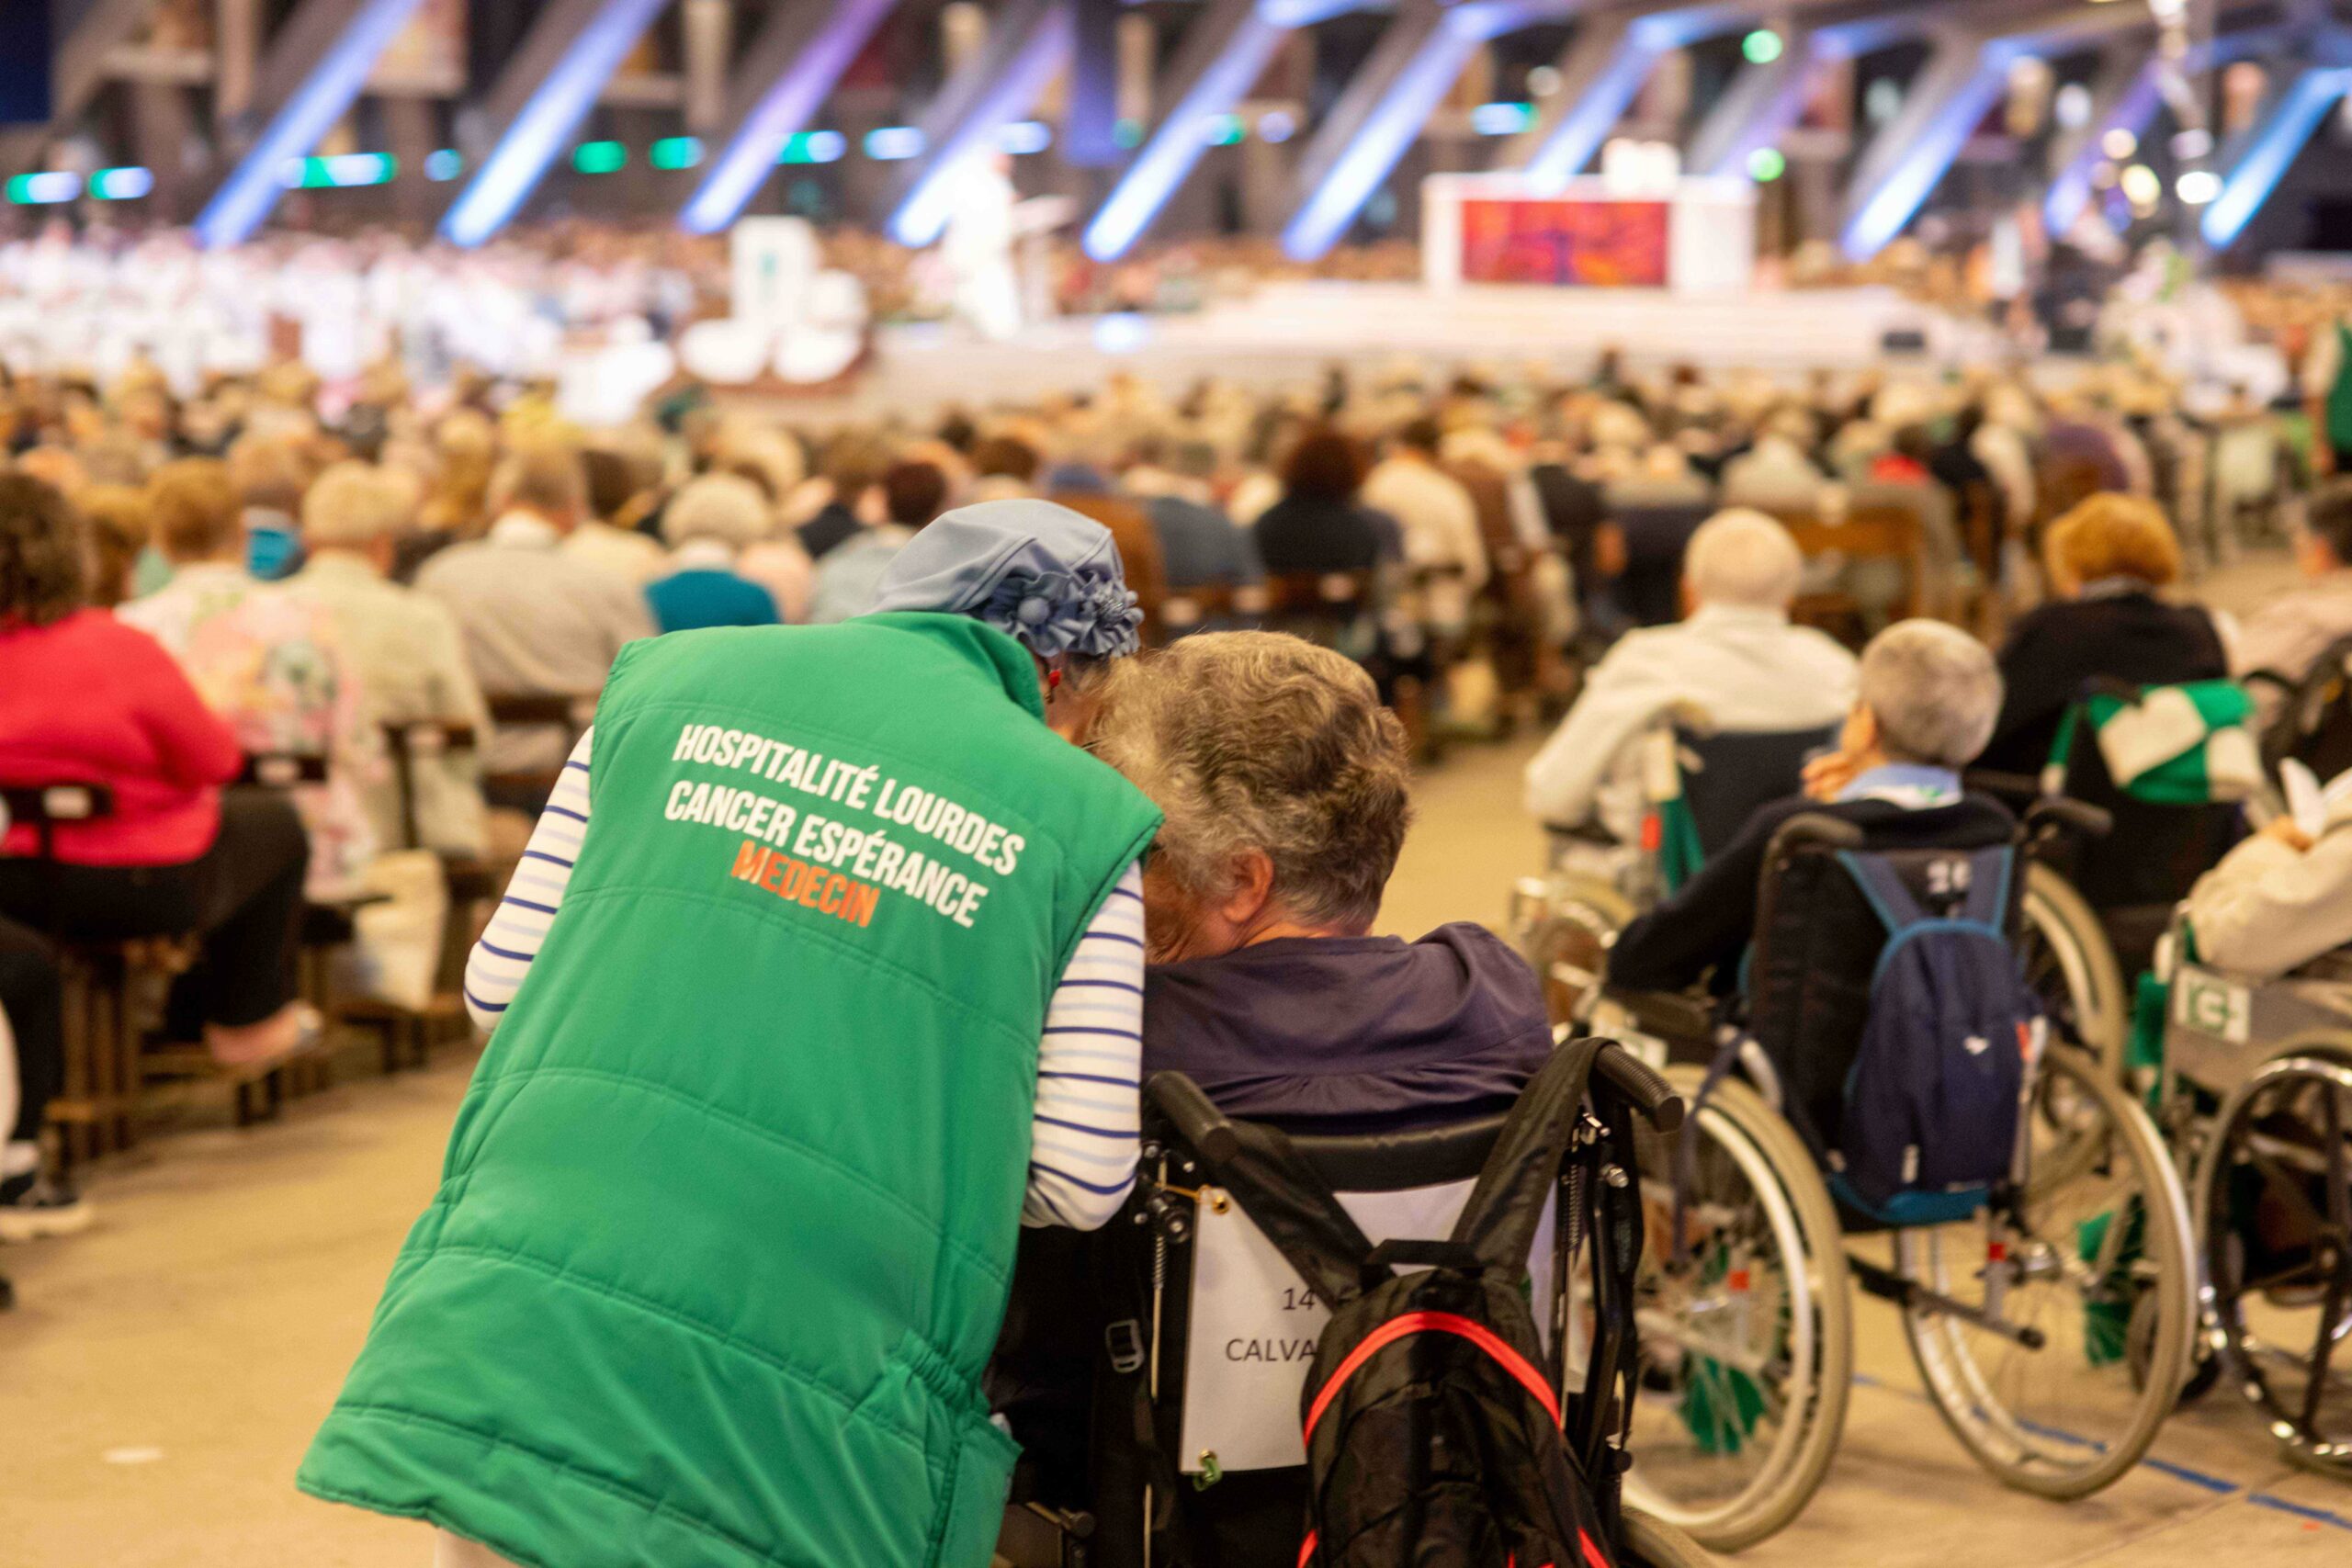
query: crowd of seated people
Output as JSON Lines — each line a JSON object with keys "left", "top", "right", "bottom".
{"left": 0, "top": 331, "right": 2328, "bottom": 1446}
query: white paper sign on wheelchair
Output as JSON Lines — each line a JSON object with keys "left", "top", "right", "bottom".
{"left": 1176, "top": 1179, "right": 1558, "bottom": 1477}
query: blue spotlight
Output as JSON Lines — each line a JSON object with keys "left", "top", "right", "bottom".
{"left": 1838, "top": 51, "right": 2009, "bottom": 262}
{"left": 1081, "top": 5, "right": 1288, "bottom": 262}
{"left": 677, "top": 0, "right": 897, "bottom": 237}
{"left": 1282, "top": 7, "right": 1497, "bottom": 261}
{"left": 441, "top": 0, "right": 673, "bottom": 248}
{"left": 192, "top": 0, "right": 428, "bottom": 247}
{"left": 2202, "top": 70, "right": 2352, "bottom": 251}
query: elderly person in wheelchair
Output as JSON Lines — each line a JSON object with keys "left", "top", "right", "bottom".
{"left": 994, "top": 631, "right": 1602, "bottom": 1566}
{"left": 2157, "top": 790, "right": 2352, "bottom": 1473}
{"left": 1592, "top": 621, "right": 2197, "bottom": 1550}
{"left": 1606, "top": 618, "right": 2014, "bottom": 999}
{"left": 1516, "top": 511, "right": 1855, "bottom": 1021}
{"left": 1523, "top": 510, "right": 1856, "bottom": 856}
{"left": 1099, "top": 632, "right": 1555, "bottom": 1127}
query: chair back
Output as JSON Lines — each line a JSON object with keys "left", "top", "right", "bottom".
{"left": 2036, "top": 454, "right": 2110, "bottom": 529}
{"left": 1170, "top": 1113, "right": 1559, "bottom": 1476}
{"left": 482, "top": 693, "right": 592, "bottom": 812}
{"left": 2256, "top": 635, "right": 2352, "bottom": 783}
{"left": 1661, "top": 723, "right": 1838, "bottom": 887}
{"left": 237, "top": 751, "right": 331, "bottom": 789}
{"left": 0, "top": 783, "right": 117, "bottom": 864}
{"left": 1261, "top": 570, "right": 1374, "bottom": 637}
{"left": 1782, "top": 504, "right": 1928, "bottom": 647}
{"left": 381, "top": 720, "right": 481, "bottom": 852}
{"left": 1608, "top": 502, "right": 1709, "bottom": 627}
{"left": 1158, "top": 581, "right": 1237, "bottom": 637}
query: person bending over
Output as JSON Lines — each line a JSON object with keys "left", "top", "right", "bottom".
{"left": 1094, "top": 630, "right": 1552, "bottom": 1130}
{"left": 1608, "top": 620, "right": 2013, "bottom": 994}
{"left": 300, "top": 502, "right": 1161, "bottom": 1568}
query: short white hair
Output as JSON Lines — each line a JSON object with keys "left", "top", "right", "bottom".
{"left": 1858, "top": 619, "right": 2003, "bottom": 768}
{"left": 300, "top": 461, "right": 418, "bottom": 547}
{"left": 662, "top": 473, "right": 772, "bottom": 550}
{"left": 1685, "top": 508, "right": 1804, "bottom": 610}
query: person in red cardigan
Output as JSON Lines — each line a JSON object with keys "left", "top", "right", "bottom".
{"left": 0, "top": 476, "right": 313, "bottom": 1095}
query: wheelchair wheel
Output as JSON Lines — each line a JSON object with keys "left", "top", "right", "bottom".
{"left": 2018, "top": 863, "right": 2128, "bottom": 1080}
{"left": 1621, "top": 1506, "right": 1719, "bottom": 1568}
{"left": 1897, "top": 1045, "right": 2195, "bottom": 1497}
{"left": 1622, "top": 1068, "right": 1851, "bottom": 1551}
{"left": 1524, "top": 875, "right": 1636, "bottom": 1028}
{"left": 2194, "top": 1041, "right": 2352, "bottom": 1476}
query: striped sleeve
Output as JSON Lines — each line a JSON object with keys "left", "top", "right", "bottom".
{"left": 1023, "top": 862, "right": 1146, "bottom": 1230}
{"left": 463, "top": 728, "right": 594, "bottom": 1034}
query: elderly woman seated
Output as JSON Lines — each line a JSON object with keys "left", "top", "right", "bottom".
{"left": 998, "top": 631, "right": 1552, "bottom": 1558}
{"left": 1093, "top": 630, "right": 1552, "bottom": 1129}
{"left": 1607, "top": 619, "right": 2014, "bottom": 995}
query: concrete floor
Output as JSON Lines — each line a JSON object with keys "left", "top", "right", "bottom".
{"left": 5, "top": 586, "right": 2350, "bottom": 1564}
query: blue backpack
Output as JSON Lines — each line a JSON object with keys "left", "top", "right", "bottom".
{"left": 1830, "top": 847, "right": 2046, "bottom": 1223}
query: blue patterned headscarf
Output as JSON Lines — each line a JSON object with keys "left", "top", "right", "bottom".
{"left": 866, "top": 499, "right": 1144, "bottom": 660}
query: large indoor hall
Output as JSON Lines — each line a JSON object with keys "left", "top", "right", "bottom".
{"left": 7, "top": 708, "right": 2352, "bottom": 1568}
{"left": 13, "top": 0, "right": 2352, "bottom": 1563}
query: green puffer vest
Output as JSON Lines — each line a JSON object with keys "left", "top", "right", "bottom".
{"left": 300, "top": 614, "right": 1162, "bottom": 1568}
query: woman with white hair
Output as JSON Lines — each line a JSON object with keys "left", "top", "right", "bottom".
{"left": 1524, "top": 508, "right": 1857, "bottom": 836}
{"left": 644, "top": 472, "right": 782, "bottom": 632}
{"left": 1609, "top": 618, "right": 2015, "bottom": 993}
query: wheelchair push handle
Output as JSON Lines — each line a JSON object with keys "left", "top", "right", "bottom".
{"left": 1764, "top": 812, "right": 1865, "bottom": 860}
{"left": 1590, "top": 1041, "right": 1683, "bottom": 1133}
{"left": 2022, "top": 795, "right": 2113, "bottom": 844}
{"left": 1142, "top": 1071, "right": 1241, "bottom": 1165}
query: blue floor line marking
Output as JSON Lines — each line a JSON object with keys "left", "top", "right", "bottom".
{"left": 1842, "top": 1371, "right": 2280, "bottom": 1506}
{"left": 2243, "top": 1493, "right": 2352, "bottom": 1532}
{"left": 2138, "top": 1457, "right": 2240, "bottom": 1494}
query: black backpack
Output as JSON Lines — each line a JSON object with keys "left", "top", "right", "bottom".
{"left": 1830, "top": 846, "right": 2045, "bottom": 1216}
{"left": 1161, "top": 1044, "right": 1627, "bottom": 1568}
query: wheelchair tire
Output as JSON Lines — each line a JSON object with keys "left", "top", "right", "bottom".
{"left": 1525, "top": 876, "right": 1637, "bottom": 1029}
{"left": 2019, "top": 863, "right": 2129, "bottom": 1082}
{"left": 2192, "top": 1037, "right": 2352, "bottom": 1477}
{"left": 1898, "top": 1045, "right": 2196, "bottom": 1498}
{"left": 1621, "top": 1506, "right": 1720, "bottom": 1568}
{"left": 1621, "top": 1068, "right": 1852, "bottom": 1552}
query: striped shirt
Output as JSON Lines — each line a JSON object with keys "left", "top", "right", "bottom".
{"left": 464, "top": 728, "right": 1143, "bottom": 1230}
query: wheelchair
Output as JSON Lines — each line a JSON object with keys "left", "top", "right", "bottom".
{"left": 1512, "top": 720, "right": 1834, "bottom": 1027}
{"left": 994, "top": 1038, "right": 1716, "bottom": 1568}
{"left": 1514, "top": 721, "right": 2127, "bottom": 1082}
{"left": 2245, "top": 632, "right": 2352, "bottom": 784}
{"left": 1605, "top": 811, "right": 2197, "bottom": 1551}
{"left": 2152, "top": 941, "right": 2352, "bottom": 1474}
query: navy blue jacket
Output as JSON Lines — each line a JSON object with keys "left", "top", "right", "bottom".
{"left": 1141, "top": 923, "right": 1553, "bottom": 1133}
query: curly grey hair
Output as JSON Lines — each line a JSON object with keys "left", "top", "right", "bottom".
{"left": 1091, "top": 632, "right": 1414, "bottom": 931}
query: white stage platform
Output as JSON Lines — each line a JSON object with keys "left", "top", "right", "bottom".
{"left": 836, "top": 282, "right": 1996, "bottom": 413}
